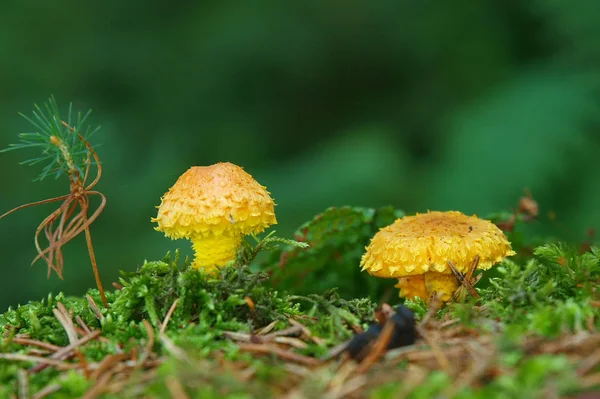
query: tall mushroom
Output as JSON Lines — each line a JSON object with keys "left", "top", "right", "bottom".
{"left": 360, "top": 211, "right": 515, "bottom": 302}
{"left": 152, "top": 162, "right": 277, "bottom": 273}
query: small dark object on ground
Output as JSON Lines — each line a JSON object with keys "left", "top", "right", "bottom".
{"left": 346, "top": 324, "right": 383, "bottom": 360}
{"left": 346, "top": 305, "right": 416, "bottom": 361}
{"left": 388, "top": 305, "right": 416, "bottom": 349}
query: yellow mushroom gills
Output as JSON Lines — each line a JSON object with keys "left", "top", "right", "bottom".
{"left": 152, "top": 162, "right": 277, "bottom": 273}
{"left": 360, "top": 211, "right": 516, "bottom": 302}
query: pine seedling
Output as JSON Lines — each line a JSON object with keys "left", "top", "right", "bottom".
{"left": 0, "top": 96, "right": 108, "bottom": 307}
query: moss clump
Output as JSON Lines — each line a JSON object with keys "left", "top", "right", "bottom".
{"left": 0, "top": 248, "right": 376, "bottom": 397}
{"left": 1, "top": 210, "right": 599, "bottom": 398}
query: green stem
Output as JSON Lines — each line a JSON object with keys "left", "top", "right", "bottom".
{"left": 144, "top": 295, "right": 159, "bottom": 327}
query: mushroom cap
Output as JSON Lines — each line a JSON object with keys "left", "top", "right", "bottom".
{"left": 360, "top": 211, "right": 515, "bottom": 278}
{"left": 152, "top": 162, "right": 277, "bottom": 239}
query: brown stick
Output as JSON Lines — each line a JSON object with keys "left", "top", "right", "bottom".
{"left": 0, "top": 195, "right": 70, "bottom": 220}
{"left": 165, "top": 376, "right": 190, "bottom": 399}
{"left": 90, "top": 354, "right": 130, "bottom": 380}
{"left": 82, "top": 369, "right": 112, "bottom": 399}
{"left": 237, "top": 343, "right": 321, "bottom": 367}
{"left": 0, "top": 354, "right": 75, "bottom": 369}
{"left": 355, "top": 321, "right": 395, "bottom": 374}
{"left": 138, "top": 320, "right": 155, "bottom": 367}
{"left": 53, "top": 303, "right": 78, "bottom": 345}
{"left": 86, "top": 295, "right": 104, "bottom": 320}
{"left": 84, "top": 221, "right": 107, "bottom": 307}
{"left": 10, "top": 338, "right": 61, "bottom": 352}
{"left": 17, "top": 369, "right": 29, "bottom": 399}
{"left": 32, "top": 384, "right": 62, "bottom": 399}
{"left": 30, "top": 330, "right": 102, "bottom": 373}
{"left": 159, "top": 298, "right": 180, "bottom": 335}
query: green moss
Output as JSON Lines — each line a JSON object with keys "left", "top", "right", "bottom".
{"left": 369, "top": 354, "right": 580, "bottom": 399}
{"left": 1, "top": 213, "right": 599, "bottom": 398}
{"left": 0, "top": 245, "right": 373, "bottom": 397}
{"left": 472, "top": 244, "right": 600, "bottom": 337}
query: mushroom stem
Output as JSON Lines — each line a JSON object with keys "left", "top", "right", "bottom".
{"left": 190, "top": 233, "right": 242, "bottom": 272}
{"left": 423, "top": 272, "right": 459, "bottom": 302}
{"left": 395, "top": 276, "right": 428, "bottom": 301}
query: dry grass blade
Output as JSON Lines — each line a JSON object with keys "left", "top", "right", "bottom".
{"left": 26, "top": 349, "right": 53, "bottom": 357}
{"left": 82, "top": 216, "right": 106, "bottom": 308}
{"left": 53, "top": 302, "right": 78, "bottom": 345}
{"left": 160, "top": 298, "right": 180, "bottom": 335}
{"left": 326, "top": 362, "right": 362, "bottom": 399}
{"left": 443, "top": 340, "right": 496, "bottom": 397}
{"left": 31, "top": 384, "right": 61, "bottom": 399}
{"left": 580, "top": 372, "right": 600, "bottom": 389}
{"left": 448, "top": 257, "right": 480, "bottom": 301}
{"left": 411, "top": 292, "right": 451, "bottom": 371}
{"left": 415, "top": 326, "right": 450, "bottom": 372}
{"left": 17, "top": 369, "right": 29, "bottom": 399}
{"left": 283, "top": 363, "right": 312, "bottom": 378}
{"left": 419, "top": 292, "right": 442, "bottom": 328}
{"left": 576, "top": 347, "right": 600, "bottom": 376}
{"left": 223, "top": 331, "right": 254, "bottom": 342}
{"left": 225, "top": 325, "right": 304, "bottom": 344}
{"left": 329, "top": 375, "right": 367, "bottom": 399}
{"left": 355, "top": 320, "right": 395, "bottom": 374}
{"left": 139, "top": 320, "right": 155, "bottom": 367}
{"left": 82, "top": 370, "right": 112, "bottom": 399}
{"left": 0, "top": 353, "right": 76, "bottom": 369}
{"left": 86, "top": 295, "right": 104, "bottom": 320}
{"left": 90, "top": 354, "right": 130, "bottom": 380}
{"left": 238, "top": 343, "right": 321, "bottom": 367}
{"left": 11, "top": 337, "right": 61, "bottom": 352}
{"left": 322, "top": 341, "right": 350, "bottom": 361}
{"left": 538, "top": 331, "right": 600, "bottom": 353}
{"left": 159, "top": 333, "right": 192, "bottom": 365}
{"left": 289, "top": 318, "right": 326, "bottom": 346}
{"left": 103, "top": 368, "right": 159, "bottom": 397}
{"left": 273, "top": 337, "right": 309, "bottom": 349}
{"left": 30, "top": 330, "right": 102, "bottom": 373}
{"left": 263, "top": 325, "right": 303, "bottom": 339}
{"left": 165, "top": 376, "right": 190, "bottom": 399}
{"left": 76, "top": 315, "right": 92, "bottom": 334}
{"left": 255, "top": 321, "right": 278, "bottom": 335}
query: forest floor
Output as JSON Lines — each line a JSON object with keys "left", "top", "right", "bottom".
{"left": 1, "top": 243, "right": 599, "bottom": 399}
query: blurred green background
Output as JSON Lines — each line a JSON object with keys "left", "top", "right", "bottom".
{"left": 1, "top": 1, "right": 600, "bottom": 311}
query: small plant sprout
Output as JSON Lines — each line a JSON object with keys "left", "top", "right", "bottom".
{"left": 360, "top": 211, "right": 516, "bottom": 302}
{"left": 0, "top": 96, "right": 108, "bottom": 307}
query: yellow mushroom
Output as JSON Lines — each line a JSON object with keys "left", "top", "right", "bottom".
{"left": 360, "top": 211, "right": 515, "bottom": 302}
{"left": 152, "top": 162, "right": 277, "bottom": 273}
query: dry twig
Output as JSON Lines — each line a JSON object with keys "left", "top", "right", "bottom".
{"left": 238, "top": 343, "right": 321, "bottom": 367}
{"left": 165, "top": 376, "right": 190, "bottom": 399}
{"left": 160, "top": 298, "right": 180, "bottom": 335}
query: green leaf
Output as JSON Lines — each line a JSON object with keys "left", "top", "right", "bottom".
{"left": 260, "top": 205, "right": 404, "bottom": 298}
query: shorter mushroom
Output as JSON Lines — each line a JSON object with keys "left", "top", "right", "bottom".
{"left": 360, "top": 211, "right": 515, "bottom": 302}
{"left": 152, "top": 162, "right": 277, "bottom": 273}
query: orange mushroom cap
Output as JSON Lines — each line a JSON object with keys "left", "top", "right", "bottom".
{"left": 360, "top": 211, "right": 515, "bottom": 278}
{"left": 152, "top": 162, "right": 277, "bottom": 239}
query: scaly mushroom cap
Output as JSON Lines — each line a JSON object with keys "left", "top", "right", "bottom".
{"left": 360, "top": 211, "right": 515, "bottom": 278}
{"left": 152, "top": 162, "right": 277, "bottom": 239}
